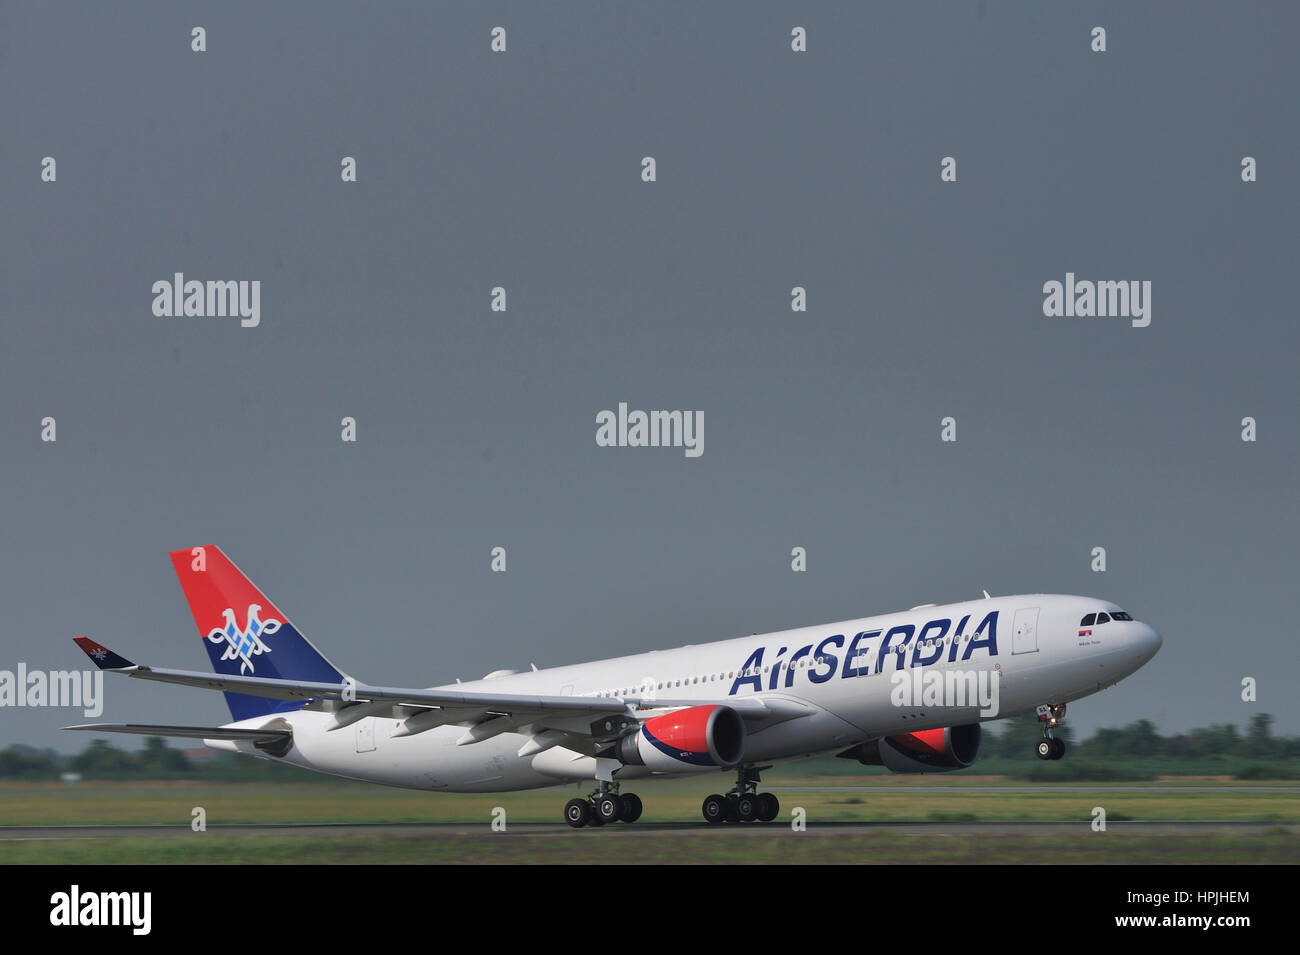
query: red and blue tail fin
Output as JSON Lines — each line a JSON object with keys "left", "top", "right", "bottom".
{"left": 169, "top": 546, "right": 346, "bottom": 722}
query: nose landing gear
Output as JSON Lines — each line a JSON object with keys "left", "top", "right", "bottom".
{"left": 1035, "top": 703, "right": 1067, "bottom": 760}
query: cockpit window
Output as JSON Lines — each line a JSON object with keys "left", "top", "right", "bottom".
{"left": 1097, "top": 612, "right": 1111, "bottom": 624}
{"left": 1112, "top": 611, "right": 1133, "bottom": 621}
{"left": 1080, "top": 613, "right": 1096, "bottom": 626}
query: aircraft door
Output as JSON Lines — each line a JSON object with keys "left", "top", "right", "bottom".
{"left": 1012, "top": 607, "right": 1040, "bottom": 655}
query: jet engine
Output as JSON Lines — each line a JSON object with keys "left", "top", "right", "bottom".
{"left": 839, "top": 724, "right": 981, "bottom": 773}
{"left": 618, "top": 704, "right": 747, "bottom": 772}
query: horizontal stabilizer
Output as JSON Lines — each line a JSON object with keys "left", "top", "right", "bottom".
{"left": 63, "top": 723, "right": 291, "bottom": 743}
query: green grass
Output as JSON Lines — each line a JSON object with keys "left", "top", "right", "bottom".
{"left": 1, "top": 829, "right": 1295, "bottom": 865}
{"left": 3, "top": 776, "right": 1297, "bottom": 863}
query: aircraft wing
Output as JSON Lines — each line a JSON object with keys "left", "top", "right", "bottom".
{"left": 75, "top": 636, "right": 631, "bottom": 712}
{"left": 72, "top": 637, "right": 813, "bottom": 745}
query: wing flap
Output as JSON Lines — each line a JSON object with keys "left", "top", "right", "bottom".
{"left": 63, "top": 723, "right": 291, "bottom": 742}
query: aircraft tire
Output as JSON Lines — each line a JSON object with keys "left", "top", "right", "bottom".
{"left": 564, "top": 797, "right": 590, "bottom": 828}
{"left": 702, "top": 794, "right": 727, "bottom": 824}
{"left": 620, "top": 793, "right": 643, "bottom": 823}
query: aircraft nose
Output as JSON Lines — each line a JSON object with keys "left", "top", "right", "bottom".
{"left": 1136, "top": 623, "right": 1162, "bottom": 660}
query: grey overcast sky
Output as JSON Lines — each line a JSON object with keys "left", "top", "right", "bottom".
{"left": 2, "top": 2, "right": 1297, "bottom": 751}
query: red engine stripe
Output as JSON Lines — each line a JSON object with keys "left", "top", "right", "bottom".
{"left": 643, "top": 705, "right": 719, "bottom": 754}
{"left": 889, "top": 727, "right": 947, "bottom": 757}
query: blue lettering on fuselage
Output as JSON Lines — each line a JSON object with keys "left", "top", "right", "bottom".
{"left": 911, "top": 618, "right": 950, "bottom": 667}
{"left": 809, "top": 634, "right": 843, "bottom": 684}
{"left": 784, "top": 645, "right": 813, "bottom": 688}
{"left": 768, "top": 646, "right": 789, "bottom": 691}
{"left": 730, "top": 647, "right": 765, "bottom": 695}
{"left": 948, "top": 614, "right": 971, "bottom": 662}
{"left": 842, "top": 630, "right": 881, "bottom": 678}
{"left": 962, "top": 611, "right": 998, "bottom": 661}
{"left": 727, "top": 611, "right": 1000, "bottom": 696}
{"left": 875, "top": 624, "right": 915, "bottom": 674}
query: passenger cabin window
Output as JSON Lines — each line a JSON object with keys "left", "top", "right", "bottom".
{"left": 1081, "top": 613, "right": 1097, "bottom": 626}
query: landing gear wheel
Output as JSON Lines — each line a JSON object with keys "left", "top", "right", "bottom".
{"left": 595, "top": 794, "right": 623, "bottom": 823}
{"left": 586, "top": 808, "right": 606, "bottom": 827}
{"left": 564, "top": 797, "right": 591, "bottom": 828}
{"left": 720, "top": 763, "right": 773, "bottom": 824}
{"left": 619, "top": 793, "right": 643, "bottom": 823}
{"left": 1035, "top": 703, "right": 1069, "bottom": 762}
{"left": 736, "top": 794, "right": 759, "bottom": 822}
{"left": 702, "top": 794, "right": 727, "bottom": 824}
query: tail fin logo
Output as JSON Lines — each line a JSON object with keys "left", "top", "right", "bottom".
{"left": 206, "top": 604, "right": 282, "bottom": 675}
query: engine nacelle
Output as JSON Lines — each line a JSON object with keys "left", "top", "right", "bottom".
{"left": 840, "top": 724, "right": 981, "bottom": 773}
{"left": 618, "top": 705, "right": 747, "bottom": 773}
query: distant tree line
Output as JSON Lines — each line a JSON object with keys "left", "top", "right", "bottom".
{"left": 0, "top": 736, "right": 313, "bottom": 782}
{"left": 984, "top": 712, "right": 1295, "bottom": 760}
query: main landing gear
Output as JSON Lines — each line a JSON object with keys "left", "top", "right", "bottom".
{"left": 564, "top": 780, "right": 643, "bottom": 828}
{"left": 702, "top": 765, "right": 780, "bottom": 824}
{"left": 1035, "top": 702, "right": 1067, "bottom": 761}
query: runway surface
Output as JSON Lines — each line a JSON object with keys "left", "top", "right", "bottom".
{"left": 778, "top": 785, "right": 1298, "bottom": 793}
{"left": 1, "top": 820, "right": 1290, "bottom": 840}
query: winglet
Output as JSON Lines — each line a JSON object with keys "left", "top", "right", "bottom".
{"left": 73, "top": 637, "right": 135, "bottom": 670}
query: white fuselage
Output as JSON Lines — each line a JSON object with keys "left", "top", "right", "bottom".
{"left": 211, "top": 593, "right": 1161, "bottom": 791}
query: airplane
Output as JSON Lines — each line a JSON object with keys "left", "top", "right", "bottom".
{"left": 67, "top": 545, "right": 1162, "bottom": 827}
